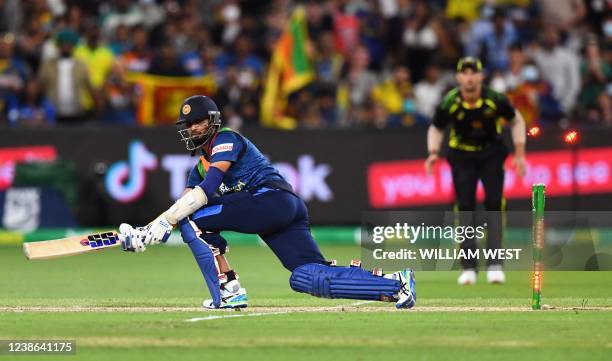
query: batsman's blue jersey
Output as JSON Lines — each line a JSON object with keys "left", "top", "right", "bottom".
{"left": 186, "top": 130, "right": 284, "bottom": 193}
{"left": 181, "top": 127, "right": 403, "bottom": 302}
{"left": 185, "top": 129, "right": 326, "bottom": 271}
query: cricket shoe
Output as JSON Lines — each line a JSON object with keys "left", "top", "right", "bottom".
{"left": 486, "top": 265, "right": 506, "bottom": 284}
{"left": 203, "top": 280, "right": 248, "bottom": 309}
{"left": 385, "top": 268, "right": 416, "bottom": 309}
{"left": 457, "top": 269, "right": 477, "bottom": 285}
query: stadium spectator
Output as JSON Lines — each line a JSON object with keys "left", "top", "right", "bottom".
{"left": 500, "top": 43, "right": 535, "bottom": 124}
{"left": 119, "top": 25, "right": 152, "bottom": 73}
{"left": 414, "top": 62, "right": 446, "bottom": 123}
{"left": 217, "top": 0, "right": 242, "bottom": 46}
{"left": 148, "top": 42, "right": 187, "bottom": 76}
{"left": 358, "top": 2, "right": 387, "bottom": 71}
{"left": 604, "top": 13, "right": 612, "bottom": 42}
{"left": 536, "top": 0, "right": 587, "bottom": 53}
{"left": 466, "top": 7, "right": 517, "bottom": 72}
{"left": 340, "top": 45, "right": 378, "bottom": 126}
{"left": 579, "top": 36, "right": 612, "bottom": 125}
{"left": 137, "top": 0, "right": 165, "bottom": 29}
{"left": 509, "top": 63, "right": 561, "bottom": 125}
{"left": 0, "top": 33, "right": 27, "bottom": 124}
{"left": 215, "top": 34, "right": 264, "bottom": 77}
{"left": 74, "top": 22, "right": 115, "bottom": 114}
{"left": 38, "top": 28, "right": 96, "bottom": 124}
{"left": 0, "top": 0, "right": 22, "bottom": 34}
{"left": 584, "top": 0, "right": 608, "bottom": 36}
{"left": 214, "top": 64, "right": 260, "bottom": 127}
{"left": 499, "top": 43, "right": 527, "bottom": 92}
{"left": 301, "top": 101, "right": 323, "bottom": 129}
{"left": 102, "top": 62, "right": 136, "bottom": 125}
{"left": 371, "top": 99, "right": 391, "bottom": 129}
{"left": 109, "top": 24, "right": 131, "bottom": 55}
{"left": 498, "top": 43, "right": 562, "bottom": 125}
{"left": 17, "top": 16, "right": 47, "bottom": 74}
{"left": 429, "top": 14, "right": 461, "bottom": 69}
{"left": 536, "top": 0, "right": 586, "bottom": 33}
{"left": 402, "top": 0, "right": 438, "bottom": 82}
{"left": 332, "top": 3, "right": 360, "bottom": 58}
{"left": 445, "top": 0, "right": 482, "bottom": 23}
{"left": 371, "top": 65, "right": 414, "bottom": 127}
{"left": 10, "top": 78, "right": 55, "bottom": 126}
{"left": 0, "top": 0, "right": 608, "bottom": 128}
{"left": 65, "top": 4, "right": 85, "bottom": 34}
{"left": 181, "top": 32, "right": 219, "bottom": 77}
{"left": 377, "top": 0, "right": 406, "bottom": 67}
{"left": 532, "top": 25, "right": 581, "bottom": 116}
{"left": 27, "top": 0, "right": 61, "bottom": 30}
{"left": 314, "top": 30, "right": 344, "bottom": 85}
{"left": 101, "top": 0, "right": 147, "bottom": 37}
{"left": 305, "top": 0, "right": 333, "bottom": 41}
{"left": 163, "top": 11, "right": 201, "bottom": 54}
{"left": 315, "top": 82, "right": 339, "bottom": 126}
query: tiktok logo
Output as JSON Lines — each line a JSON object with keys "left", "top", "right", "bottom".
{"left": 105, "top": 141, "right": 157, "bottom": 203}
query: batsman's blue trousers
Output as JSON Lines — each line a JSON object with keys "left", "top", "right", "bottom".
{"left": 191, "top": 187, "right": 327, "bottom": 271}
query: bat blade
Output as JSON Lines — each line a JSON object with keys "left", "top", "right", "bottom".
{"left": 23, "top": 231, "right": 120, "bottom": 260}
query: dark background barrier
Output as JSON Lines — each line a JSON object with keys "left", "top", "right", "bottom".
{"left": 1, "top": 125, "right": 611, "bottom": 226}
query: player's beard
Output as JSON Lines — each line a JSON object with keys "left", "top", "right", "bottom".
{"left": 463, "top": 82, "right": 481, "bottom": 99}
{"left": 464, "top": 81, "right": 477, "bottom": 93}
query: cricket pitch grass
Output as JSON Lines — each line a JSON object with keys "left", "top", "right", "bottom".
{"left": 1, "top": 244, "right": 611, "bottom": 361}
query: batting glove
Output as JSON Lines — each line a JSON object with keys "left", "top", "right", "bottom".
{"left": 118, "top": 223, "right": 147, "bottom": 253}
{"left": 144, "top": 214, "right": 173, "bottom": 246}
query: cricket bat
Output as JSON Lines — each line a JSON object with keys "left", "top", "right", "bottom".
{"left": 23, "top": 231, "right": 120, "bottom": 260}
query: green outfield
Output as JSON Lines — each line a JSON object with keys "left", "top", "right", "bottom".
{"left": 0, "top": 244, "right": 611, "bottom": 361}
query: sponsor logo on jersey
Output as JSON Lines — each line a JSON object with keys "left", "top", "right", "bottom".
{"left": 212, "top": 143, "right": 234, "bottom": 155}
{"left": 218, "top": 180, "right": 245, "bottom": 195}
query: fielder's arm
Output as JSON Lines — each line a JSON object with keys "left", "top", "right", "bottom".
{"left": 425, "top": 125, "right": 445, "bottom": 175}
{"left": 510, "top": 111, "right": 527, "bottom": 178}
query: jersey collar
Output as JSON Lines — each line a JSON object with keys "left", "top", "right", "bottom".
{"left": 461, "top": 98, "right": 483, "bottom": 109}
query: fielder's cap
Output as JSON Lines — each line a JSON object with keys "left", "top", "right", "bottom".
{"left": 176, "top": 95, "right": 219, "bottom": 125}
{"left": 456, "top": 57, "right": 483, "bottom": 73}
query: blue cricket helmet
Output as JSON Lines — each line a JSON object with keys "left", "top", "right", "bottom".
{"left": 176, "top": 95, "right": 222, "bottom": 151}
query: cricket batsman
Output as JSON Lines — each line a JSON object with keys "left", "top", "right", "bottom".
{"left": 118, "top": 95, "right": 416, "bottom": 309}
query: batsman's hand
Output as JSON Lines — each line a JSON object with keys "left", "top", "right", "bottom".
{"left": 118, "top": 223, "right": 147, "bottom": 253}
{"left": 144, "top": 214, "right": 173, "bottom": 246}
{"left": 424, "top": 153, "right": 439, "bottom": 175}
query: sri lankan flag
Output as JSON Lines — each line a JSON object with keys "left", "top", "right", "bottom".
{"left": 260, "top": 7, "right": 314, "bottom": 129}
{"left": 124, "top": 73, "right": 216, "bottom": 126}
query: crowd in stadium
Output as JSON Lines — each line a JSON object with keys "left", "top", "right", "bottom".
{"left": 0, "top": 0, "right": 610, "bottom": 128}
